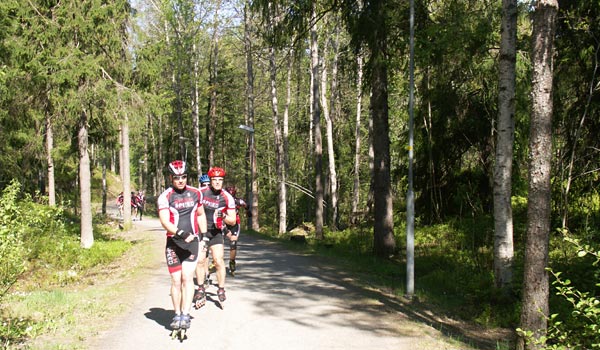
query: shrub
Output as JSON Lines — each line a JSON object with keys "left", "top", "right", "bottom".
{"left": 520, "top": 236, "right": 600, "bottom": 349}
{"left": 545, "top": 237, "right": 600, "bottom": 349}
{"left": 0, "top": 180, "right": 27, "bottom": 301}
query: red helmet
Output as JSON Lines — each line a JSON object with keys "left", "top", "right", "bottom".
{"left": 168, "top": 160, "right": 187, "bottom": 176}
{"left": 225, "top": 186, "right": 237, "bottom": 196}
{"left": 208, "top": 167, "right": 226, "bottom": 178}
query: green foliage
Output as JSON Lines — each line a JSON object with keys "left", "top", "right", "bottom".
{"left": 0, "top": 180, "right": 27, "bottom": 300}
{"left": 543, "top": 237, "right": 600, "bottom": 349}
{"left": 0, "top": 317, "right": 36, "bottom": 349}
{"left": 0, "top": 179, "right": 131, "bottom": 346}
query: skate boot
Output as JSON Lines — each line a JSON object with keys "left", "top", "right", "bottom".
{"left": 193, "top": 286, "right": 206, "bottom": 309}
{"left": 170, "top": 314, "right": 182, "bottom": 330}
{"left": 209, "top": 262, "right": 216, "bottom": 274}
{"left": 229, "top": 260, "right": 236, "bottom": 276}
{"left": 170, "top": 314, "right": 185, "bottom": 340}
{"left": 180, "top": 314, "right": 191, "bottom": 329}
{"left": 217, "top": 287, "right": 226, "bottom": 302}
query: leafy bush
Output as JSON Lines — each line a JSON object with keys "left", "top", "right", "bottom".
{"left": 544, "top": 237, "right": 600, "bottom": 349}
{"left": 0, "top": 179, "right": 132, "bottom": 346}
{"left": 0, "top": 180, "right": 27, "bottom": 301}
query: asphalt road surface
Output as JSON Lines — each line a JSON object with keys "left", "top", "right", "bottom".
{"left": 87, "top": 217, "right": 473, "bottom": 350}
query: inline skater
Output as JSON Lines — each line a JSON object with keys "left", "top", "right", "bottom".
{"left": 135, "top": 191, "right": 146, "bottom": 221}
{"left": 116, "top": 192, "right": 124, "bottom": 218}
{"left": 199, "top": 174, "right": 210, "bottom": 188}
{"left": 157, "top": 160, "right": 208, "bottom": 337}
{"left": 193, "top": 167, "right": 236, "bottom": 308}
{"left": 224, "top": 185, "right": 247, "bottom": 276}
{"left": 131, "top": 191, "right": 138, "bottom": 219}
{"left": 197, "top": 173, "right": 212, "bottom": 289}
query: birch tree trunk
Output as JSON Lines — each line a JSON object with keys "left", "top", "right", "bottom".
{"left": 121, "top": 115, "right": 132, "bottom": 227}
{"left": 207, "top": 0, "right": 221, "bottom": 167}
{"left": 45, "top": 114, "right": 56, "bottom": 206}
{"left": 192, "top": 42, "right": 203, "bottom": 177}
{"left": 284, "top": 44, "right": 293, "bottom": 184}
{"left": 79, "top": 110, "right": 94, "bottom": 249}
{"left": 310, "top": 4, "right": 324, "bottom": 239}
{"left": 328, "top": 23, "right": 340, "bottom": 229}
{"left": 367, "top": 95, "right": 374, "bottom": 216}
{"left": 519, "top": 1, "right": 558, "bottom": 348}
{"left": 102, "top": 156, "right": 107, "bottom": 215}
{"left": 244, "top": 2, "right": 259, "bottom": 230}
{"left": 351, "top": 54, "right": 363, "bottom": 224}
{"left": 493, "top": 0, "right": 517, "bottom": 290}
{"left": 267, "top": 7, "right": 286, "bottom": 234}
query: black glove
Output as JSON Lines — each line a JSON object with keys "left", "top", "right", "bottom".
{"left": 176, "top": 229, "right": 192, "bottom": 240}
{"left": 199, "top": 236, "right": 209, "bottom": 250}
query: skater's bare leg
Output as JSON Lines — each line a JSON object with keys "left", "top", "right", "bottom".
{"left": 169, "top": 272, "right": 183, "bottom": 316}
{"left": 180, "top": 260, "right": 197, "bottom": 315}
{"left": 211, "top": 244, "right": 226, "bottom": 288}
{"left": 195, "top": 253, "right": 207, "bottom": 285}
{"left": 228, "top": 234, "right": 238, "bottom": 273}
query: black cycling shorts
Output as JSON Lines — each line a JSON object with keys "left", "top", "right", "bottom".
{"left": 165, "top": 236, "right": 199, "bottom": 274}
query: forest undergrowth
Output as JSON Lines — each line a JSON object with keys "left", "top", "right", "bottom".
{"left": 258, "top": 210, "right": 600, "bottom": 350}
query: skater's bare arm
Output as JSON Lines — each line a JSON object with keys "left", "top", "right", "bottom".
{"left": 158, "top": 209, "right": 177, "bottom": 234}
{"left": 223, "top": 209, "right": 236, "bottom": 227}
{"left": 196, "top": 206, "right": 207, "bottom": 234}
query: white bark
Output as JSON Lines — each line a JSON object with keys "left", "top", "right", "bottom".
{"left": 310, "top": 4, "right": 323, "bottom": 238}
{"left": 46, "top": 114, "right": 56, "bottom": 206}
{"left": 79, "top": 111, "right": 94, "bottom": 249}
{"left": 351, "top": 54, "right": 364, "bottom": 223}
{"left": 493, "top": 0, "right": 517, "bottom": 290}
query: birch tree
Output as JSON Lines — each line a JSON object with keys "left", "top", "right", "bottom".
{"left": 244, "top": 1, "right": 259, "bottom": 230}
{"left": 351, "top": 53, "right": 364, "bottom": 224}
{"left": 493, "top": 0, "right": 517, "bottom": 290}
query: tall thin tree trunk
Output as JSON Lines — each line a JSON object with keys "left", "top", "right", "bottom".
{"left": 328, "top": 22, "right": 340, "bottom": 229}
{"left": 45, "top": 114, "right": 56, "bottom": 206}
{"left": 366, "top": 90, "right": 374, "bottom": 216}
{"left": 243, "top": 2, "right": 258, "bottom": 230}
{"left": 284, "top": 44, "right": 293, "bottom": 184}
{"left": 102, "top": 156, "right": 107, "bottom": 215}
{"left": 79, "top": 110, "right": 94, "bottom": 249}
{"left": 519, "top": 1, "right": 558, "bottom": 349}
{"left": 310, "top": 4, "right": 324, "bottom": 239}
{"left": 351, "top": 54, "right": 364, "bottom": 224}
{"left": 207, "top": 0, "right": 221, "bottom": 168}
{"left": 192, "top": 42, "right": 203, "bottom": 177}
{"left": 121, "top": 116, "right": 132, "bottom": 227}
{"left": 493, "top": 0, "right": 517, "bottom": 290}
{"left": 267, "top": 9, "right": 286, "bottom": 234}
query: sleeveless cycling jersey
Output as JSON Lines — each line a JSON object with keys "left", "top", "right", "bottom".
{"left": 157, "top": 185, "right": 203, "bottom": 237}
{"left": 201, "top": 186, "right": 236, "bottom": 233}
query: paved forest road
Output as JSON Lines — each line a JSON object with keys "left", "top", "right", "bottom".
{"left": 87, "top": 217, "right": 478, "bottom": 350}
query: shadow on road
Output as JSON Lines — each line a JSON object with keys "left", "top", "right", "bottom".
{"left": 144, "top": 307, "right": 177, "bottom": 330}
{"left": 233, "top": 234, "right": 511, "bottom": 349}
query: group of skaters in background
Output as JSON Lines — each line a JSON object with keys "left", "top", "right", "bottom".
{"left": 156, "top": 160, "right": 247, "bottom": 333}
{"left": 116, "top": 190, "right": 146, "bottom": 221}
